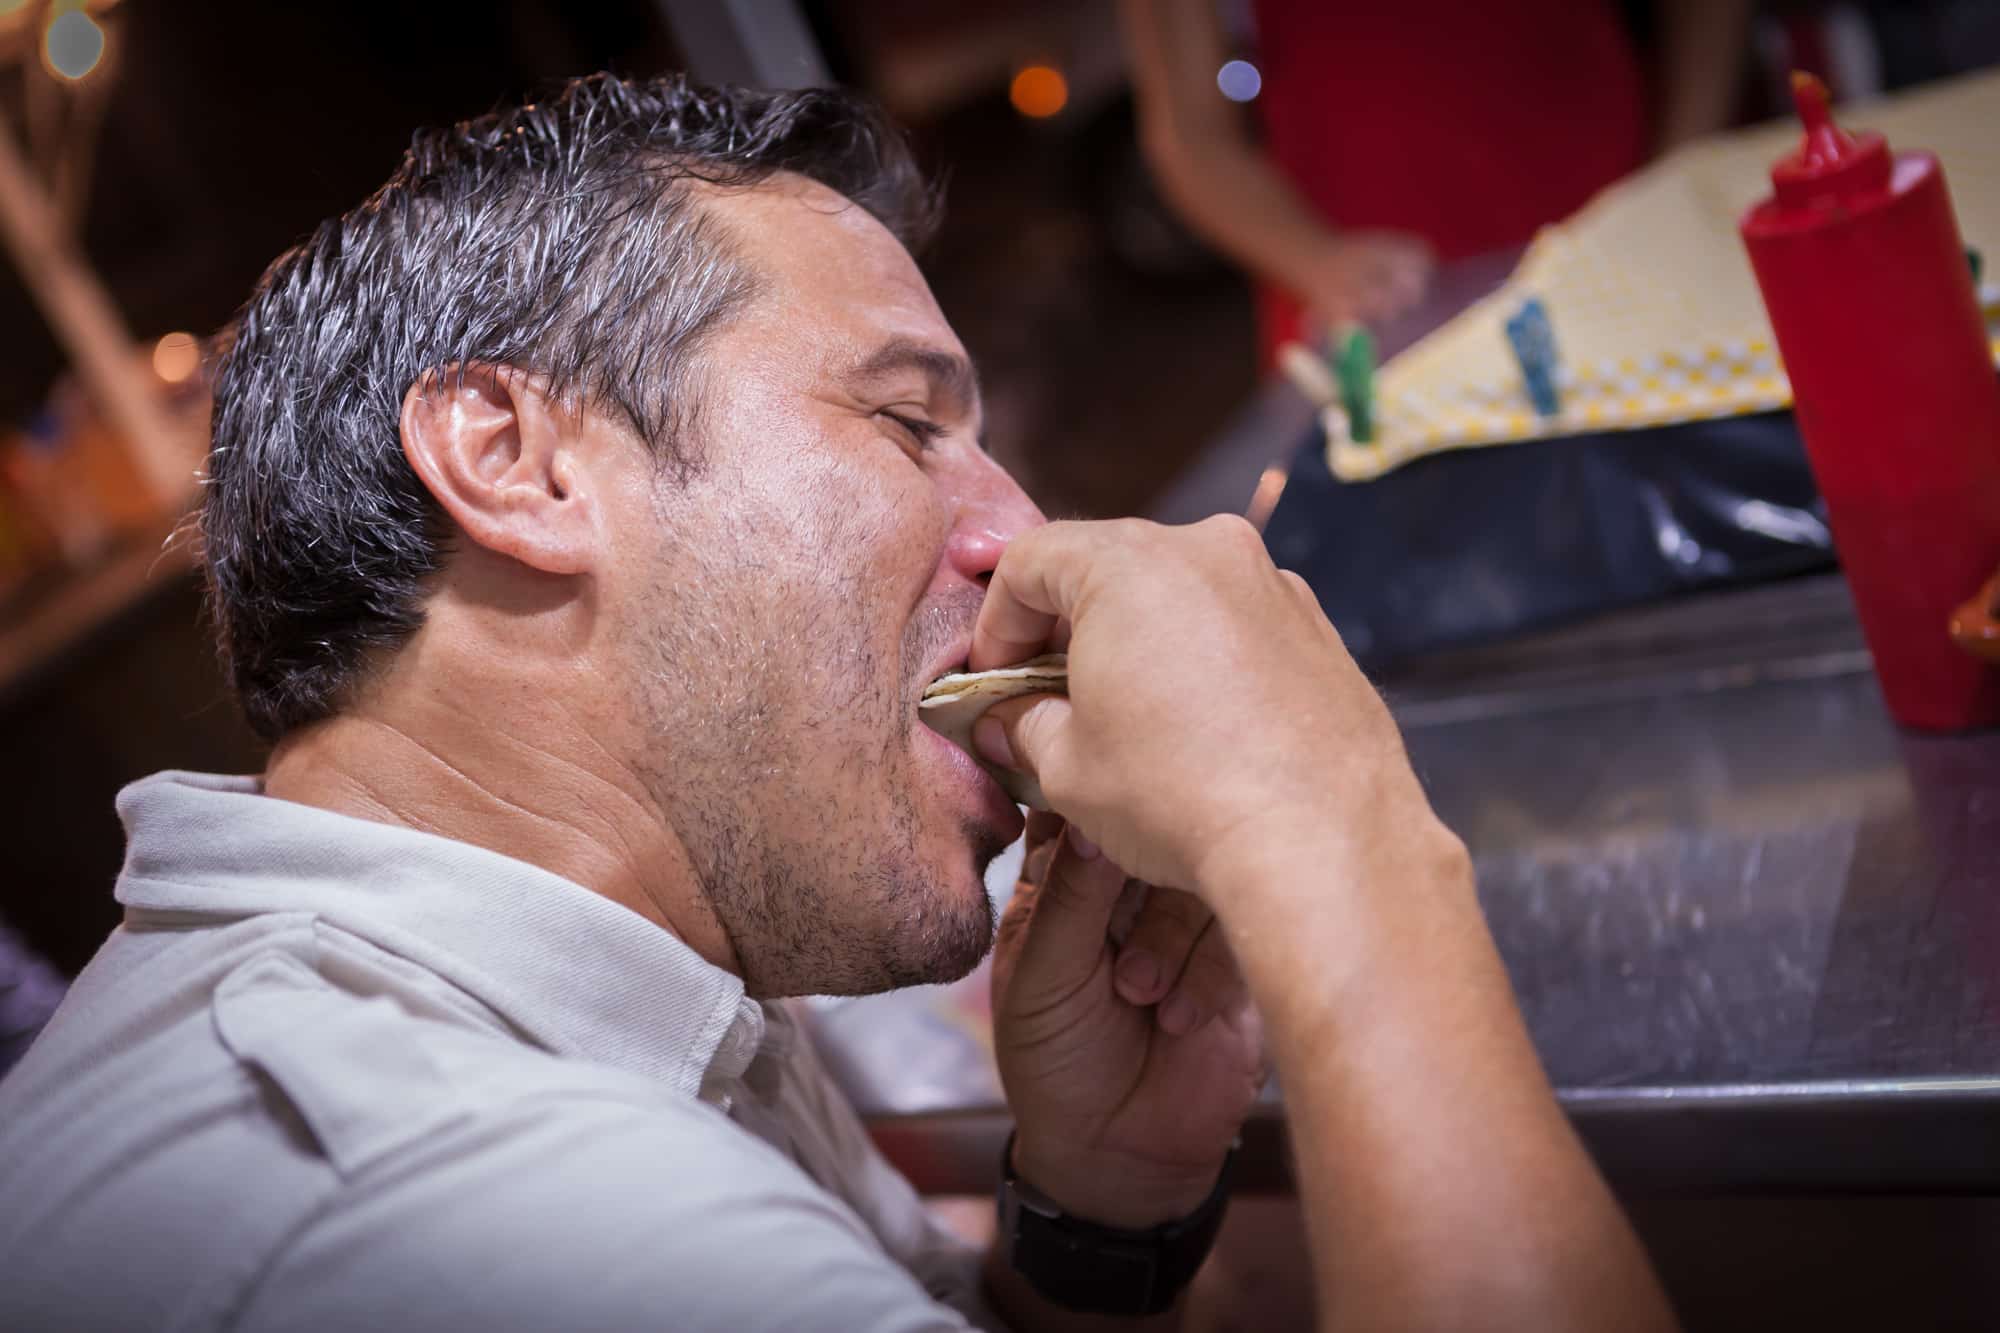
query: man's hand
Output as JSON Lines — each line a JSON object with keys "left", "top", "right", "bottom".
{"left": 969, "top": 514, "right": 1436, "bottom": 902}
{"left": 969, "top": 516, "right": 1677, "bottom": 1331}
{"left": 990, "top": 811, "right": 1262, "bottom": 1228}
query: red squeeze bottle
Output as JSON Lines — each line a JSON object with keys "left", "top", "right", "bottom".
{"left": 1741, "top": 73, "right": 2000, "bottom": 731}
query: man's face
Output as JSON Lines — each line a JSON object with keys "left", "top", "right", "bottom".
{"left": 600, "top": 176, "right": 1044, "bottom": 998}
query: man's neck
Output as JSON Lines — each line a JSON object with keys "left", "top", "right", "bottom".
{"left": 262, "top": 699, "right": 743, "bottom": 977}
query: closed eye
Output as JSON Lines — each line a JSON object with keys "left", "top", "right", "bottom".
{"left": 881, "top": 411, "right": 947, "bottom": 451}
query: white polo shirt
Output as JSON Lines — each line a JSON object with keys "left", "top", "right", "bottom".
{"left": 0, "top": 771, "right": 997, "bottom": 1332}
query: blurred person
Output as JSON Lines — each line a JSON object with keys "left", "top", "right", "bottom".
{"left": 1123, "top": 0, "right": 1753, "bottom": 357}
{"left": 0, "top": 75, "right": 1674, "bottom": 1331}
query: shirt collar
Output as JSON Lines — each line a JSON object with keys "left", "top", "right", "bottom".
{"left": 112, "top": 770, "right": 764, "bottom": 1099}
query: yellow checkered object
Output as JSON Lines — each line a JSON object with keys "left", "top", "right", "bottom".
{"left": 1329, "top": 68, "right": 2000, "bottom": 482}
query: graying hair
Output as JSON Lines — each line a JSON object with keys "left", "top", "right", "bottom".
{"left": 203, "top": 72, "right": 938, "bottom": 741}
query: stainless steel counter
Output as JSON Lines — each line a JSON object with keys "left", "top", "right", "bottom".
{"left": 1383, "top": 573, "right": 2000, "bottom": 1193}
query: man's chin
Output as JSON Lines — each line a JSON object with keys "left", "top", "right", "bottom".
{"left": 882, "top": 867, "right": 995, "bottom": 992}
{"left": 928, "top": 894, "right": 997, "bottom": 987}
{"left": 739, "top": 826, "right": 1006, "bottom": 999}
{"left": 839, "top": 847, "right": 994, "bottom": 996}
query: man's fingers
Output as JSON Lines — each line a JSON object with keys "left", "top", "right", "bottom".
{"left": 1017, "top": 811, "right": 1065, "bottom": 891}
{"left": 969, "top": 522, "right": 1111, "bottom": 670}
{"left": 1112, "top": 885, "right": 1252, "bottom": 1036}
{"left": 1156, "top": 919, "right": 1247, "bottom": 1037}
{"left": 1009, "top": 824, "right": 1126, "bottom": 988}
{"left": 1113, "top": 887, "right": 1214, "bottom": 1007}
{"left": 974, "top": 693, "right": 1070, "bottom": 785}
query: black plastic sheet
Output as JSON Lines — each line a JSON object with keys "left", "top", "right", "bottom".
{"left": 1260, "top": 411, "right": 1835, "bottom": 667}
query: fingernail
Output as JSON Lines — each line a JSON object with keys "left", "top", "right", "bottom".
{"left": 1117, "top": 948, "right": 1160, "bottom": 998}
{"left": 1160, "top": 992, "right": 1199, "bottom": 1035}
{"left": 973, "top": 715, "right": 1015, "bottom": 769}
{"left": 1067, "top": 826, "right": 1099, "bottom": 860}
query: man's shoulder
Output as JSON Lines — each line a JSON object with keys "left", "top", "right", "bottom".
{"left": 205, "top": 943, "right": 694, "bottom": 1167}
{"left": 6, "top": 913, "right": 664, "bottom": 1154}
{"left": 203, "top": 953, "right": 970, "bottom": 1330}
{"left": 0, "top": 918, "right": 914, "bottom": 1331}
{"left": 231, "top": 1082, "right": 973, "bottom": 1333}
{"left": 0, "top": 915, "right": 736, "bottom": 1259}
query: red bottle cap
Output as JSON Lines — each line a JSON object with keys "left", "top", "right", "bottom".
{"left": 1771, "top": 72, "right": 1891, "bottom": 209}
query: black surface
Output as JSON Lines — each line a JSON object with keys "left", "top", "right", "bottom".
{"left": 1260, "top": 412, "right": 1836, "bottom": 666}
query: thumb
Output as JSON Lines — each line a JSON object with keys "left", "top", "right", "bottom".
{"left": 973, "top": 693, "right": 1071, "bottom": 787}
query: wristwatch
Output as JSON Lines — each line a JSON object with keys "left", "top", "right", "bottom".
{"left": 995, "top": 1131, "right": 1235, "bottom": 1317}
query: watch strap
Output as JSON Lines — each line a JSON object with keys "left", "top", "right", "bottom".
{"left": 996, "top": 1131, "right": 1234, "bottom": 1317}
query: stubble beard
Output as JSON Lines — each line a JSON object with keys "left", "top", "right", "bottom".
{"left": 631, "top": 566, "right": 1000, "bottom": 999}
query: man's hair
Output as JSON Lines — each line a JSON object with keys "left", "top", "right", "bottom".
{"left": 202, "top": 73, "right": 937, "bottom": 741}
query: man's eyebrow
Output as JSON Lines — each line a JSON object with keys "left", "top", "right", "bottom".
{"left": 849, "top": 337, "right": 982, "bottom": 415}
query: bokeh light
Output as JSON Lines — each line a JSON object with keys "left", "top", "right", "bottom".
{"left": 1009, "top": 65, "right": 1068, "bottom": 120}
{"left": 1217, "top": 59, "right": 1262, "bottom": 103}
{"left": 152, "top": 332, "right": 200, "bottom": 385}
{"left": 43, "top": 9, "right": 106, "bottom": 81}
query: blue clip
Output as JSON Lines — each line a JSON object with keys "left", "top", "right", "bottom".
{"left": 1504, "top": 298, "right": 1562, "bottom": 417}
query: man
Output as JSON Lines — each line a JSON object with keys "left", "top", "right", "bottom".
{"left": 0, "top": 75, "right": 1673, "bottom": 1330}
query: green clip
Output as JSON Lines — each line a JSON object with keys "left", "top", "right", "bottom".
{"left": 1333, "top": 328, "right": 1377, "bottom": 443}
{"left": 1969, "top": 246, "right": 1986, "bottom": 288}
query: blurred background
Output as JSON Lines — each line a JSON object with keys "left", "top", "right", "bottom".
{"left": 3, "top": 0, "right": 1998, "bottom": 1050}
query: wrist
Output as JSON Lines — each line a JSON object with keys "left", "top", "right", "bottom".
{"left": 1010, "top": 1134, "right": 1227, "bottom": 1230}
{"left": 1198, "top": 805, "right": 1469, "bottom": 917}
{"left": 997, "top": 1131, "right": 1235, "bottom": 1320}
{"left": 1197, "top": 812, "right": 1475, "bottom": 992}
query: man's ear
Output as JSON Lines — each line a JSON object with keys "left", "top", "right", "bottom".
{"left": 400, "top": 364, "right": 599, "bottom": 576}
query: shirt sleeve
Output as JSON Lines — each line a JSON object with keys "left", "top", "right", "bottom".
{"left": 229, "top": 1090, "right": 980, "bottom": 1333}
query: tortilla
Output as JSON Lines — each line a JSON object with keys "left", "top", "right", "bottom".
{"left": 919, "top": 654, "right": 1067, "bottom": 809}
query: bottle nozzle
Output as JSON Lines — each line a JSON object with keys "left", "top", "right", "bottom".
{"left": 1790, "top": 71, "right": 1832, "bottom": 134}
{"left": 1770, "top": 68, "right": 1889, "bottom": 204}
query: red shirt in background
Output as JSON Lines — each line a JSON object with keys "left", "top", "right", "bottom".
{"left": 1250, "top": 0, "right": 1649, "bottom": 353}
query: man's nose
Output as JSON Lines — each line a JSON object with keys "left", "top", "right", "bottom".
{"left": 942, "top": 453, "right": 1045, "bottom": 585}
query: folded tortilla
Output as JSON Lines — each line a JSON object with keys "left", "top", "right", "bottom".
{"left": 919, "top": 654, "right": 1067, "bottom": 809}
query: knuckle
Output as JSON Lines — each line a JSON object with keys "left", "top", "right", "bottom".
{"left": 1102, "top": 517, "right": 1162, "bottom": 565}
{"left": 1102, "top": 516, "right": 1151, "bottom": 546}
{"left": 1037, "top": 518, "right": 1080, "bottom": 540}
{"left": 1200, "top": 512, "right": 1264, "bottom": 557}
